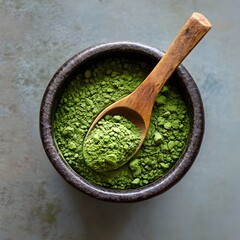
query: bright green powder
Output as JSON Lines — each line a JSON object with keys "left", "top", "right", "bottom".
{"left": 53, "top": 57, "right": 190, "bottom": 189}
{"left": 83, "top": 115, "right": 140, "bottom": 173}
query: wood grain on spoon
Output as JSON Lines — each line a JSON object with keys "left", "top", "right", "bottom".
{"left": 87, "top": 12, "right": 212, "bottom": 154}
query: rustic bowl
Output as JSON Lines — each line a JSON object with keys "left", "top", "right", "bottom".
{"left": 40, "top": 42, "right": 204, "bottom": 202}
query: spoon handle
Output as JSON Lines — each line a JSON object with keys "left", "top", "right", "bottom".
{"left": 130, "top": 12, "right": 211, "bottom": 117}
{"left": 152, "top": 12, "right": 212, "bottom": 91}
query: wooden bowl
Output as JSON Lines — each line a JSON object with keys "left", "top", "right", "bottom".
{"left": 40, "top": 42, "right": 204, "bottom": 202}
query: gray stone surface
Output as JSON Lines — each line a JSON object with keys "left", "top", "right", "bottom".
{"left": 0, "top": 0, "right": 239, "bottom": 239}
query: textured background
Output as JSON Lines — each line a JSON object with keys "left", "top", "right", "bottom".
{"left": 1, "top": 0, "right": 239, "bottom": 239}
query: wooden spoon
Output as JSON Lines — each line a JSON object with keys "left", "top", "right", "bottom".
{"left": 87, "top": 12, "right": 211, "bottom": 155}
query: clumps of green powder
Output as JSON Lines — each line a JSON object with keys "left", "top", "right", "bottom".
{"left": 53, "top": 57, "right": 190, "bottom": 190}
{"left": 83, "top": 115, "right": 140, "bottom": 172}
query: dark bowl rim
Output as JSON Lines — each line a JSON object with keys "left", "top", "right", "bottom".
{"left": 39, "top": 41, "right": 204, "bottom": 202}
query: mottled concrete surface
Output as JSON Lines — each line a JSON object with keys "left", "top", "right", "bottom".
{"left": 1, "top": 0, "right": 240, "bottom": 239}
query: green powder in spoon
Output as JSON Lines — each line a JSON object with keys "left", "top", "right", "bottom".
{"left": 83, "top": 115, "right": 140, "bottom": 172}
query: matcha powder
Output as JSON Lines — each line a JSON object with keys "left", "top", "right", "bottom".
{"left": 83, "top": 115, "right": 140, "bottom": 173}
{"left": 53, "top": 57, "right": 190, "bottom": 190}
